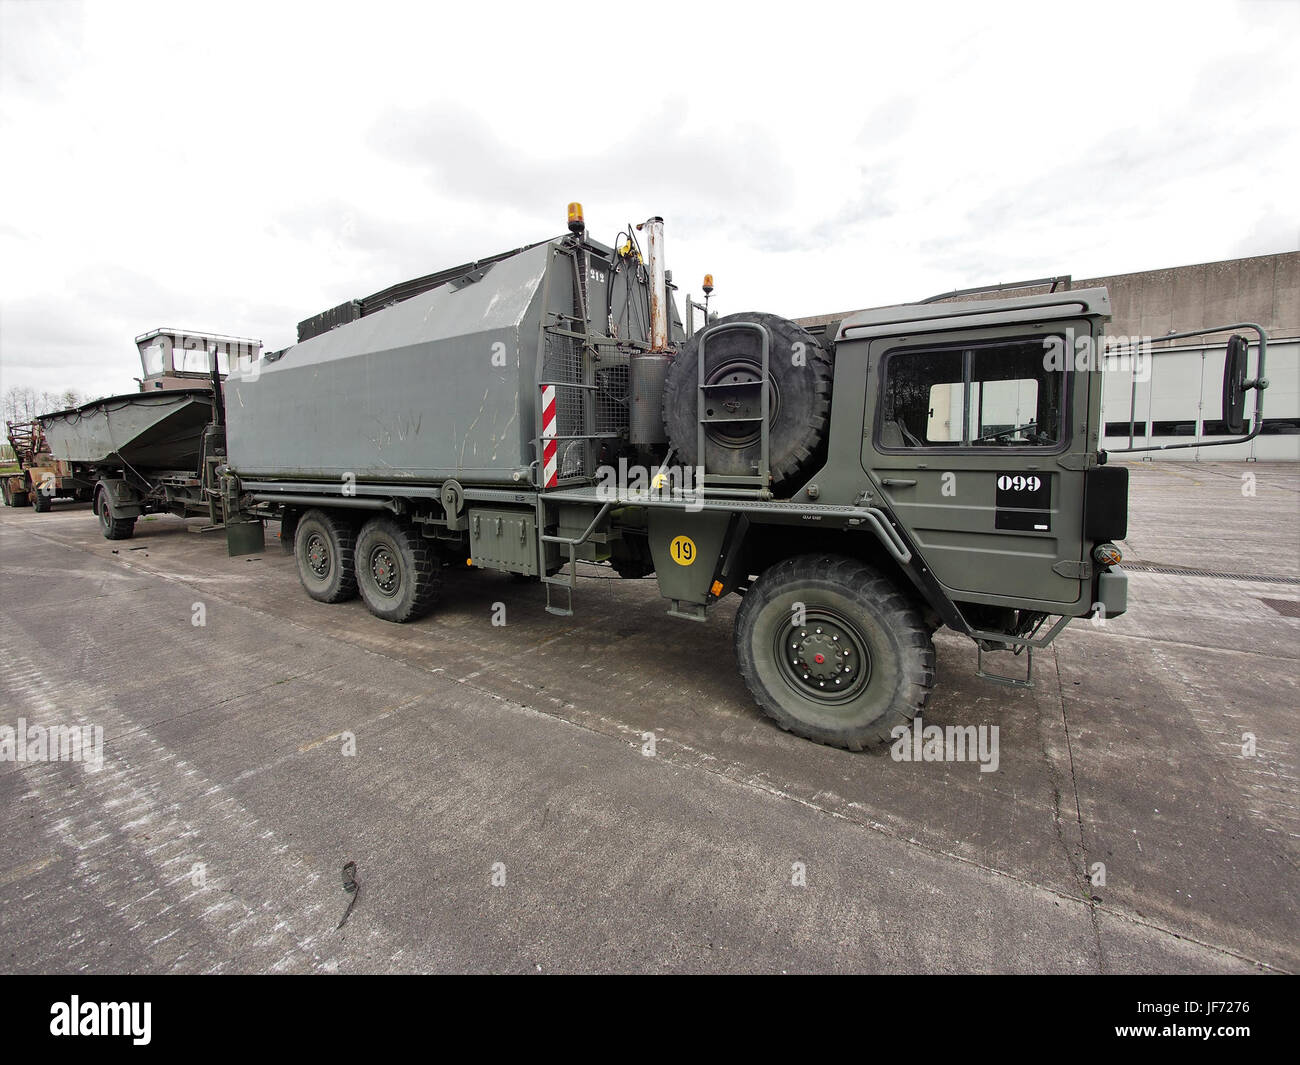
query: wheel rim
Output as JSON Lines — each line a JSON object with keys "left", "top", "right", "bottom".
{"left": 306, "top": 533, "right": 331, "bottom": 578}
{"left": 702, "top": 358, "right": 780, "bottom": 450}
{"left": 368, "top": 543, "right": 401, "bottom": 598}
{"left": 97, "top": 493, "right": 110, "bottom": 530}
{"left": 773, "top": 608, "right": 873, "bottom": 706}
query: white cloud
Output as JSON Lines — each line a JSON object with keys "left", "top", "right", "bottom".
{"left": 1, "top": 0, "right": 1296, "bottom": 400}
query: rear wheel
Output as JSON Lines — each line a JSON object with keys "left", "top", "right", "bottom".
{"left": 294, "top": 508, "right": 357, "bottom": 603}
{"left": 95, "top": 485, "right": 136, "bottom": 540}
{"left": 734, "top": 553, "right": 935, "bottom": 750}
{"left": 355, "top": 516, "right": 440, "bottom": 623}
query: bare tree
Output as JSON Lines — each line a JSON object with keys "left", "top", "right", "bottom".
{"left": 3, "top": 386, "right": 38, "bottom": 426}
{"left": 2, "top": 386, "right": 78, "bottom": 427}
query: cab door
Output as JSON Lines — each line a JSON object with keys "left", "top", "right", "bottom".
{"left": 861, "top": 321, "right": 1094, "bottom": 608}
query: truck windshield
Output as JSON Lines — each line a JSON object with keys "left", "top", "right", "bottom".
{"left": 880, "top": 337, "right": 1065, "bottom": 449}
{"left": 141, "top": 342, "right": 166, "bottom": 377}
{"left": 175, "top": 345, "right": 214, "bottom": 374}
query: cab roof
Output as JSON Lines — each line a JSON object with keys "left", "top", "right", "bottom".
{"left": 836, "top": 286, "right": 1112, "bottom": 343}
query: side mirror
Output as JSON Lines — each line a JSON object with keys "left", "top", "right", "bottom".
{"left": 1222, "top": 334, "right": 1248, "bottom": 434}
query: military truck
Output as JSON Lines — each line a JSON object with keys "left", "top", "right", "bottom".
{"left": 35, "top": 329, "right": 262, "bottom": 540}
{"left": 105, "top": 208, "right": 1272, "bottom": 750}
{"left": 2, "top": 419, "right": 96, "bottom": 511}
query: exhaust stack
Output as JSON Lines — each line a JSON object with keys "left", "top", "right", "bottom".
{"left": 643, "top": 216, "right": 668, "bottom": 351}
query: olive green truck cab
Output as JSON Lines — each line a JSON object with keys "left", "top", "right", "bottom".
{"left": 126, "top": 208, "right": 1265, "bottom": 752}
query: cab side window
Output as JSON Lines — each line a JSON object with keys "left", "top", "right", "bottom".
{"left": 879, "top": 338, "right": 1065, "bottom": 449}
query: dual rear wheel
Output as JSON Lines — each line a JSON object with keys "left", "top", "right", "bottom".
{"left": 293, "top": 509, "right": 440, "bottom": 623}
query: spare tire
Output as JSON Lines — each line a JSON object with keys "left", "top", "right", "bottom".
{"left": 663, "top": 312, "right": 832, "bottom": 495}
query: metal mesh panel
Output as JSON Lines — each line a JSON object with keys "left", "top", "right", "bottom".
{"left": 594, "top": 357, "right": 630, "bottom": 436}
{"left": 543, "top": 331, "right": 583, "bottom": 433}
{"left": 543, "top": 331, "right": 585, "bottom": 478}
{"left": 541, "top": 334, "right": 632, "bottom": 481}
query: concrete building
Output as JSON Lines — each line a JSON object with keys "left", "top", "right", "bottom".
{"left": 798, "top": 251, "right": 1299, "bottom": 461}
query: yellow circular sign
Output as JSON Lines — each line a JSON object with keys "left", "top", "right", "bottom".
{"left": 669, "top": 535, "right": 697, "bottom": 566}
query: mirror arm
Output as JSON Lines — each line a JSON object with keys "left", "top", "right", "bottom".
{"left": 1105, "top": 322, "right": 1269, "bottom": 454}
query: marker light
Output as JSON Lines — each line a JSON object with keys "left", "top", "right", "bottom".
{"left": 702, "top": 274, "right": 714, "bottom": 295}
{"left": 1092, "top": 543, "right": 1122, "bottom": 568}
{"left": 567, "top": 202, "right": 585, "bottom": 233}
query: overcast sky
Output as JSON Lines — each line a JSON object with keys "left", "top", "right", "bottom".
{"left": 1, "top": 0, "right": 1296, "bottom": 401}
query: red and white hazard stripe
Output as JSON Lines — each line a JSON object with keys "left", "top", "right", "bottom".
{"left": 541, "top": 384, "right": 558, "bottom": 488}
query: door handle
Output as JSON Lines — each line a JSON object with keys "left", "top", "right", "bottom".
{"left": 880, "top": 478, "right": 917, "bottom": 488}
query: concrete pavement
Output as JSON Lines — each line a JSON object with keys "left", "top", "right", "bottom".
{"left": 0, "top": 461, "right": 1295, "bottom": 972}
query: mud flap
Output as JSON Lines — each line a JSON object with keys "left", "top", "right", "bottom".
{"left": 225, "top": 520, "right": 265, "bottom": 556}
{"left": 648, "top": 510, "right": 734, "bottom": 616}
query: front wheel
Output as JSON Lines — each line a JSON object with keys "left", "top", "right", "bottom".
{"left": 95, "top": 485, "right": 135, "bottom": 540}
{"left": 734, "top": 554, "right": 936, "bottom": 750}
{"left": 32, "top": 488, "right": 51, "bottom": 513}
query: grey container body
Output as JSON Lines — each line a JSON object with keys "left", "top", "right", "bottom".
{"left": 226, "top": 243, "right": 555, "bottom": 487}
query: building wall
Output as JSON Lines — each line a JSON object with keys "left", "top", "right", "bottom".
{"left": 797, "top": 251, "right": 1299, "bottom": 460}
{"left": 1099, "top": 338, "right": 1298, "bottom": 461}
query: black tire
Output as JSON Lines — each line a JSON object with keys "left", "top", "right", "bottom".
{"left": 95, "top": 485, "right": 136, "bottom": 540}
{"left": 609, "top": 533, "right": 655, "bottom": 579}
{"left": 610, "top": 558, "right": 654, "bottom": 579}
{"left": 294, "top": 508, "right": 357, "bottom": 603}
{"left": 664, "top": 311, "right": 832, "bottom": 495}
{"left": 32, "top": 488, "right": 51, "bottom": 513}
{"left": 12, "top": 490, "right": 30, "bottom": 508}
{"left": 354, "top": 515, "right": 440, "bottom": 623}
{"left": 734, "top": 553, "right": 935, "bottom": 751}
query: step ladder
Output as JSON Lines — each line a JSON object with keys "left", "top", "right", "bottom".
{"left": 695, "top": 320, "right": 772, "bottom": 492}
{"left": 538, "top": 501, "right": 611, "bottom": 616}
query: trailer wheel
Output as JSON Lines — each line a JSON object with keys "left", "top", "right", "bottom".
{"left": 355, "top": 516, "right": 440, "bottom": 623}
{"left": 663, "top": 311, "right": 832, "bottom": 495}
{"left": 734, "top": 553, "right": 935, "bottom": 751}
{"left": 293, "top": 509, "right": 357, "bottom": 603}
{"left": 95, "top": 485, "right": 136, "bottom": 540}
